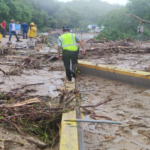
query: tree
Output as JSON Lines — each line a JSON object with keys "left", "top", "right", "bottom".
{"left": 0, "top": 0, "right": 124, "bottom": 30}
{"left": 97, "top": 0, "right": 150, "bottom": 40}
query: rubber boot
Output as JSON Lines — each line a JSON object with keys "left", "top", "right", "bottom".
{"left": 71, "top": 64, "right": 78, "bottom": 78}
{"left": 71, "top": 70, "right": 76, "bottom": 78}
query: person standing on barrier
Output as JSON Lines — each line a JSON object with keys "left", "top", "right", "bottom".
{"left": 57, "top": 26, "right": 85, "bottom": 82}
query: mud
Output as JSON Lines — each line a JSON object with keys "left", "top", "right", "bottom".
{"left": 76, "top": 33, "right": 95, "bottom": 41}
{"left": 0, "top": 127, "right": 41, "bottom": 150}
{"left": 0, "top": 126, "right": 59, "bottom": 150}
{"left": 1, "top": 32, "right": 150, "bottom": 150}
{"left": 0, "top": 35, "right": 65, "bottom": 150}
{"left": 82, "top": 53, "right": 150, "bottom": 71}
{"left": 0, "top": 65, "right": 64, "bottom": 96}
{"left": 82, "top": 40, "right": 150, "bottom": 71}
{"left": 76, "top": 75, "right": 150, "bottom": 150}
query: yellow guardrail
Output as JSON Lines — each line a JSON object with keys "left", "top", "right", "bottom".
{"left": 78, "top": 60, "right": 150, "bottom": 79}
{"left": 59, "top": 80, "right": 79, "bottom": 150}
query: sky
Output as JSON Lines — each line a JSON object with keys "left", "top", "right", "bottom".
{"left": 58, "top": 0, "right": 128, "bottom": 5}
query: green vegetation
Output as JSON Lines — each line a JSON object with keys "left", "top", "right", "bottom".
{"left": 1, "top": 0, "right": 148, "bottom": 40}
{"left": 0, "top": 0, "right": 121, "bottom": 30}
{"left": 97, "top": 0, "right": 150, "bottom": 40}
{"left": 0, "top": 0, "right": 49, "bottom": 29}
{"left": 64, "top": 0, "right": 121, "bottom": 28}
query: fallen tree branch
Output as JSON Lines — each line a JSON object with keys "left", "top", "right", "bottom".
{"left": 0, "top": 138, "right": 24, "bottom": 146}
{"left": 90, "top": 115, "right": 113, "bottom": 121}
{"left": 1, "top": 119, "right": 24, "bottom": 135}
{"left": 65, "top": 93, "right": 80, "bottom": 105}
{"left": 26, "top": 137, "right": 46, "bottom": 149}
{"left": 138, "top": 131, "right": 150, "bottom": 139}
{"left": 0, "top": 89, "right": 78, "bottom": 145}
{"left": 125, "top": 14, "right": 150, "bottom": 24}
{"left": 0, "top": 98, "right": 41, "bottom": 108}
{"left": 80, "top": 97, "right": 112, "bottom": 108}
{"left": 11, "top": 83, "right": 44, "bottom": 91}
{"left": 0, "top": 68, "right": 8, "bottom": 75}
{"left": 5, "top": 56, "right": 29, "bottom": 59}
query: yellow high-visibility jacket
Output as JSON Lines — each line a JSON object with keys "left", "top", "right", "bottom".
{"left": 27, "top": 26, "right": 37, "bottom": 38}
{"left": 59, "top": 33, "right": 78, "bottom": 51}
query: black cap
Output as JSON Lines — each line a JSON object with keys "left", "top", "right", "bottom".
{"left": 63, "top": 26, "right": 70, "bottom": 30}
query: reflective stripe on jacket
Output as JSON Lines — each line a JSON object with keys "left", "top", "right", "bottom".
{"left": 59, "top": 33, "right": 78, "bottom": 51}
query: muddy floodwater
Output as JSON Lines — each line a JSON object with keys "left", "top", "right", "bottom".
{"left": 1, "top": 33, "right": 150, "bottom": 150}
{"left": 83, "top": 53, "right": 150, "bottom": 72}
{"left": 0, "top": 35, "right": 65, "bottom": 150}
{"left": 82, "top": 40, "right": 150, "bottom": 72}
{"left": 77, "top": 75, "right": 150, "bottom": 150}
{"left": 0, "top": 65, "right": 65, "bottom": 97}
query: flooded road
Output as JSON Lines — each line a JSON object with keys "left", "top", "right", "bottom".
{"left": 1, "top": 32, "right": 150, "bottom": 150}
{"left": 0, "top": 66, "right": 65, "bottom": 97}
{"left": 82, "top": 53, "right": 150, "bottom": 71}
{"left": 0, "top": 35, "right": 65, "bottom": 150}
{"left": 76, "top": 75, "right": 150, "bottom": 150}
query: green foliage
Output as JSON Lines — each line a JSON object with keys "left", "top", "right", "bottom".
{"left": 0, "top": 0, "right": 123, "bottom": 30}
{"left": 127, "top": 0, "right": 150, "bottom": 20}
{"left": 96, "top": 27, "right": 135, "bottom": 41}
{"left": 0, "top": 116, "right": 4, "bottom": 119}
{"left": 97, "top": 0, "right": 150, "bottom": 40}
{"left": 0, "top": 0, "right": 49, "bottom": 30}
{"left": 0, "top": 0, "right": 10, "bottom": 16}
{"left": 64, "top": 0, "right": 122, "bottom": 28}
{"left": 0, "top": 93, "right": 4, "bottom": 98}
{"left": 32, "top": 0, "right": 121, "bottom": 29}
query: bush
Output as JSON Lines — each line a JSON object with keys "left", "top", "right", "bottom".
{"left": 96, "top": 27, "right": 138, "bottom": 41}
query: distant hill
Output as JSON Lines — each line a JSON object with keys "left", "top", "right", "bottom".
{"left": 0, "top": 0, "right": 122, "bottom": 30}
{"left": 63, "top": 0, "right": 122, "bottom": 27}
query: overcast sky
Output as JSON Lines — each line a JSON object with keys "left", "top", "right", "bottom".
{"left": 58, "top": 0, "right": 128, "bottom": 5}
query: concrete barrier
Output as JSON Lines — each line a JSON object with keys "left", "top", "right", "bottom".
{"left": 59, "top": 80, "right": 84, "bottom": 150}
{"left": 78, "top": 60, "right": 150, "bottom": 87}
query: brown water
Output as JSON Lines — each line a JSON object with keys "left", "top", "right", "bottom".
{"left": 83, "top": 53, "right": 150, "bottom": 71}
{"left": 76, "top": 75, "right": 150, "bottom": 150}
{"left": 0, "top": 37, "right": 64, "bottom": 150}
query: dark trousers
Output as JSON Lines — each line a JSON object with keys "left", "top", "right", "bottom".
{"left": 1, "top": 28, "right": 6, "bottom": 37}
{"left": 62, "top": 50, "right": 78, "bottom": 81}
{"left": 23, "top": 30, "right": 28, "bottom": 39}
{"left": 9, "top": 31, "right": 19, "bottom": 41}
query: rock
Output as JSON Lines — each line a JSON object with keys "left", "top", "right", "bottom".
{"left": 145, "top": 66, "right": 150, "bottom": 72}
{"left": 105, "top": 135, "right": 115, "bottom": 139}
{"left": 117, "top": 111, "right": 125, "bottom": 116}
{"left": 131, "top": 130, "right": 138, "bottom": 136}
{"left": 47, "top": 33, "right": 60, "bottom": 44}
{"left": 113, "top": 137, "right": 125, "bottom": 143}
{"left": 131, "top": 115, "right": 141, "bottom": 120}
{"left": 41, "top": 33, "right": 49, "bottom": 36}
{"left": 26, "top": 137, "right": 46, "bottom": 149}
{"left": 142, "top": 90, "right": 150, "bottom": 97}
{"left": 82, "top": 97, "right": 89, "bottom": 100}
{"left": 7, "top": 41, "right": 12, "bottom": 45}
